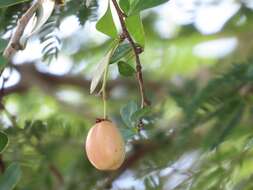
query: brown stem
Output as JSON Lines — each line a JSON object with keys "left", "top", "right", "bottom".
{"left": 3, "top": 0, "right": 41, "bottom": 59}
{"left": 0, "top": 63, "right": 163, "bottom": 98}
{"left": 49, "top": 164, "right": 64, "bottom": 185}
{"left": 111, "top": 0, "right": 150, "bottom": 108}
{"left": 0, "top": 155, "right": 5, "bottom": 173}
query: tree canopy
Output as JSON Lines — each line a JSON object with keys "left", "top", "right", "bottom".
{"left": 0, "top": 0, "right": 253, "bottom": 189}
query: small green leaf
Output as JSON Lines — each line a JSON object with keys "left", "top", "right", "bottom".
{"left": 96, "top": 2, "right": 118, "bottom": 38}
{"left": 128, "top": 0, "right": 170, "bottom": 15}
{"left": 0, "top": 132, "right": 8, "bottom": 153}
{"left": 0, "top": 163, "right": 22, "bottom": 190}
{"left": 118, "top": 61, "right": 135, "bottom": 77}
{"left": 131, "top": 107, "right": 152, "bottom": 121}
{"left": 120, "top": 101, "right": 138, "bottom": 128}
{"left": 110, "top": 43, "right": 132, "bottom": 64}
{"left": 0, "top": 0, "right": 30, "bottom": 8}
{"left": 125, "top": 14, "right": 145, "bottom": 47}
{"left": 119, "top": 0, "right": 130, "bottom": 14}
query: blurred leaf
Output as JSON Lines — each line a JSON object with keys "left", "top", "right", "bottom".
{"left": 118, "top": 61, "right": 135, "bottom": 77}
{"left": 131, "top": 107, "right": 152, "bottom": 121}
{"left": 0, "top": 51, "right": 7, "bottom": 75}
{"left": 96, "top": 2, "right": 117, "bottom": 38}
{"left": 0, "top": 0, "right": 29, "bottom": 8}
{"left": 0, "top": 131, "right": 8, "bottom": 153}
{"left": 110, "top": 43, "right": 132, "bottom": 64}
{"left": 208, "top": 101, "right": 244, "bottom": 149}
{"left": 233, "top": 176, "right": 253, "bottom": 190}
{"left": 120, "top": 101, "right": 138, "bottom": 128}
{"left": 125, "top": 14, "right": 145, "bottom": 47}
{"left": 39, "top": 11, "right": 61, "bottom": 64}
{"left": 86, "top": 0, "right": 95, "bottom": 7}
{"left": 28, "top": 0, "right": 55, "bottom": 36}
{"left": 0, "top": 55, "right": 7, "bottom": 70}
{"left": 120, "top": 128, "right": 136, "bottom": 141}
{"left": 119, "top": 0, "right": 130, "bottom": 14}
{"left": 128, "top": 0, "right": 169, "bottom": 15}
{"left": 90, "top": 44, "right": 118, "bottom": 93}
{"left": 0, "top": 163, "right": 22, "bottom": 190}
{"left": 186, "top": 64, "right": 248, "bottom": 119}
{"left": 24, "top": 120, "right": 47, "bottom": 140}
{"left": 0, "top": 39, "right": 7, "bottom": 53}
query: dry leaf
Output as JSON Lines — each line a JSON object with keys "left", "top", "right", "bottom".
{"left": 90, "top": 49, "right": 113, "bottom": 94}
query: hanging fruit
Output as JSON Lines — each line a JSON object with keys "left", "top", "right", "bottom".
{"left": 85, "top": 120, "right": 125, "bottom": 170}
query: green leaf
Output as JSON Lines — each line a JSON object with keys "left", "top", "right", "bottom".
{"left": 119, "top": 0, "right": 130, "bottom": 14}
{"left": 90, "top": 41, "right": 119, "bottom": 93}
{"left": 118, "top": 61, "right": 135, "bottom": 77}
{"left": 90, "top": 49, "right": 113, "bottom": 93}
{"left": 120, "top": 101, "right": 138, "bottom": 128}
{"left": 24, "top": 120, "right": 47, "bottom": 140}
{"left": 0, "top": 163, "right": 22, "bottom": 190}
{"left": 128, "top": 0, "right": 170, "bottom": 15}
{"left": 96, "top": 2, "right": 118, "bottom": 38}
{"left": 0, "top": 132, "right": 8, "bottom": 153}
{"left": 110, "top": 43, "right": 132, "bottom": 64}
{"left": 0, "top": 0, "right": 30, "bottom": 8}
{"left": 125, "top": 14, "right": 145, "bottom": 47}
{"left": 131, "top": 107, "right": 152, "bottom": 121}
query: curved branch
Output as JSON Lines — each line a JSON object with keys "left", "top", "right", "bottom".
{"left": 1, "top": 63, "right": 164, "bottom": 98}
{"left": 3, "top": 0, "right": 41, "bottom": 59}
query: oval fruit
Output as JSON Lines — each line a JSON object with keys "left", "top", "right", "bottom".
{"left": 85, "top": 121, "right": 125, "bottom": 170}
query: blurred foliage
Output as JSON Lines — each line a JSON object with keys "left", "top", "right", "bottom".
{"left": 0, "top": 0, "right": 253, "bottom": 190}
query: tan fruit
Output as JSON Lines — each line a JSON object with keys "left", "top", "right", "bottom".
{"left": 85, "top": 120, "right": 125, "bottom": 170}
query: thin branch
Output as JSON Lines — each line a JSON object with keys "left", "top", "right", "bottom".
{"left": 0, "top": 102, "right": 18, "bottom": 127}
{"left": 101, "top": 141, "right": 158, "bottom": 189}
{"left": 0, "top": 155, "right": 5, "bottom": 173}
{"left": 49, "top": 164, "right": 64, "bottom": 185}
{"left": 111, "top": 0, "right": 150, "bottom": 108}
{"left": 3, "top": 0, "right": 41, "bottom": 60}
{"left": 102, "top": 128, "right": 204, "bottom": 188}
{"left": 1, "top": 63, "right": 163, "bottom": 98}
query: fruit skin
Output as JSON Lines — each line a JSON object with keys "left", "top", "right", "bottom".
{"left": 85, "top": 121, "right": 125, "bottom": 170}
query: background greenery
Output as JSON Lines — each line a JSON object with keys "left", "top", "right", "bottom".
{"left": 0, "top": 0, "right": 253, "bottom": 189}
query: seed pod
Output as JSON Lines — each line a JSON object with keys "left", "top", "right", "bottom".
{"left": 85, "top": 121, "right": 125, "bottom": 170}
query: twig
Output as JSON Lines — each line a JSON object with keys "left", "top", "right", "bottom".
{"left": 102, "top": 64, "right": 109, "bottom": 119}
{"left": 3, "top": 0, "right": 41, "bottom": 60}
{"left": 0, "top": 102, "right": 18, "bottom": 127}
{"left": 49, "top": 164, "right": 64, "bottom": 185}
{"left": 111, "top": 0, "right": 150, "bottom": 108}
{"left": 1, "top": 63, "right": 163, "bottom": 98}
{"left": 0, "top": 155, "right": 5, "bottom": 173}
{"left": 0, "top": 67, "right": 18, "bottom": 127}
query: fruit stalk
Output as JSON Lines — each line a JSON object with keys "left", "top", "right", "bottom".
{"left": 102, "top": 63, "right": 109, "bottom": 119}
